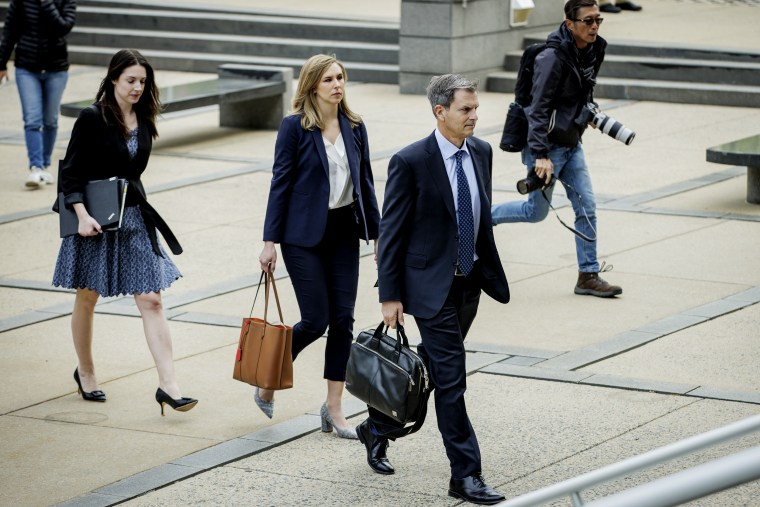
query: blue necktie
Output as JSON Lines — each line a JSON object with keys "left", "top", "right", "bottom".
{"left": 455, "top": 150, "right": 474, "bottom": 276}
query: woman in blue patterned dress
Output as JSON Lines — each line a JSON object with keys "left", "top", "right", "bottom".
{"left": 53, "top": 49, "right": 197, "bottom": 416}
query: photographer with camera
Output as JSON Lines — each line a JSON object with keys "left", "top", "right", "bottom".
{"left": 492, "top": 0, "right": 622, "bottom": 298}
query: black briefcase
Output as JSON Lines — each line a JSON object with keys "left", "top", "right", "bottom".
{"left": 346, "top": 323, "right": 430, "bottom": 428}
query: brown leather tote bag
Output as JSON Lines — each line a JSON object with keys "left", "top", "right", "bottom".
{"left": 233, "top": 271, "right": 293, "bottom": 390}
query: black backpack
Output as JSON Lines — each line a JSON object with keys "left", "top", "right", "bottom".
{"left": 499, "top": 42, "right": 560, "bottom": 152}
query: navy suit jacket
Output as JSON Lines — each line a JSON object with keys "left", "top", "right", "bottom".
{"left": 263, "top": 113, "right": 381, "bottom": 247}
{"left": 378, "top": 132, "right": 509, "bottom": 319}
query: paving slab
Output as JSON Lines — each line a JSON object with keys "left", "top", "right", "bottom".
{"left": 579, "top": 304, "right": 760, "bottom": 394}
{"left": 504, "top": 398, "right": 760, "bottom": 505}
{"left": 118, "top": 373, "right": 737, "bottom": 506}
{"left": 2, "top": 1, "right": 760, "bottom": 505}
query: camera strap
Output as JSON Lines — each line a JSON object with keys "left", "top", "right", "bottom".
{"left": 540, "top": 179, "right": 597, "bottom": 243}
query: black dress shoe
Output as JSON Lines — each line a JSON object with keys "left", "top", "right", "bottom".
{"left": 449, "top": 474, "right": 505, "bottom": 505}
{"left": 617, "top": 1, "right": 642, "bottom": 11}
{"left": 600, "top": 4, "right": 622, "bottom": 13}
{"left": 73, "top": 368, "right": 106, "bottom": 402}
{"left": 155, "top": 388, "right": 198, "bottom": 416}
{"left": 356, "top": 420, "right": 394, "bottom": 475}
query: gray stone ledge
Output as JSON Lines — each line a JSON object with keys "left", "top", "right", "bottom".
{"left": 537, "top": 330, "right": 660, "bottom": 371}
{"left": 682, "top": 298, "right": 752, "bottom": 318}
{"left": 466, "top": 351, "right": 509, "bottom": 373}
{"left": 54, "top": 492, "right": 127, "bottom": 507}
{"left": 634, "top": 314, "right": 708, "bottom": 335}
{"left": 0, "top": 278, "right": 72, "bottom": 292}
{"left": 580, "top": 374, "right": 699, "bottom": 395}
{"left": 725, "top": 286, "right": 760, "bottom": 303}
{"left": 500, "top": 355, "right": 546, "bottom": 366}
{"left": 688, "top": 387, "right": 760, "bottom": 405}
{"left": 464, "top": 341, "right": 560, "bottom": 359}
{"left": 94, "top": 463, "right": 203, "bottom": 499}
{"left": 239, "top": 413, "right": 321, "bottom": 444}
{"left": 0, "top": 310, "right": 65, "bottom": 333}
{"left": 170, "top": 437, "right": 272, "bottom": 469}
{"left": 480, "top": 362, "right": 592, "bottom": 383}
{"left": 169, "top": 311, "right": 242, "bottom": 327}
{"left": 635, "top": 207, "right": 728, "bottom": 219}
{"left": 724, "top": 213, "right": 760, "bottom": 223}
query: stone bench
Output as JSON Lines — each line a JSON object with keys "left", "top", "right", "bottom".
{"left": 61, "top": 64, "right": 293, "bottom": 130}
{"left": 706, "top": 134, "right": 760, "bottom": 204}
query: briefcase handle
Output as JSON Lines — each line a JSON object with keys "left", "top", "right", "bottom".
{"left": 249, "top": 270, "right": 285, "bottom": 324}
{"left": 370, "top": 322, "right": 410, "bottom": 360}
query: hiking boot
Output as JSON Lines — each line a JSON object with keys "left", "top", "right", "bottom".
{"left": 575, "top": 271, "right": 622, "bottom": 298}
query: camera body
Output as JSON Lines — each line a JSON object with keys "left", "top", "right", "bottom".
{"left": 575, "top": 102, "right": 635, "bottom": 145}
{"left": 516, "top": 168, "right": 547, "bottom": 195}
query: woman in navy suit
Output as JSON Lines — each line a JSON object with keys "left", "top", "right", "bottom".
{"left": 257, "top": 55, "right": 380, "bottom": 439}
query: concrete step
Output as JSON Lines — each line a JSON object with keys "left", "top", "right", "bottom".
{"left": 68, "top": 27, "right": 399, "bottom": 65}
{"left": 0, "top": 0, "right": 399, "bottom": 83}
{"left": 487, "top": 71, "right": 760, "bottom": 108}
{"left": 73, "top": 5, "right": 399, "bottom": 44}
{"left": 502, "top": 51, "right": 760, "bottom": 87}
{"left": 521, "top": 34, "right": 760, "bottom": 63}
{"left": 67, "top": 45, "right": 399, "bottom": 84}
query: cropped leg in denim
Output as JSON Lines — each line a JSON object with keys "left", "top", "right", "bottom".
{"left": 557, "top": 146, "right": 599, "bottom": 273}
{"left": 15, "top": 68, "right": 68, "bottom": 169}
{"left": 491, "top": 143, "right": 599, "bottom": 272}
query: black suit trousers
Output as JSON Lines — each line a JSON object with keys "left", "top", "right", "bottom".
{"left": 369, "top": 267, "right": 483, "bottom": 479}
{"left": 280, "top": 205, "right": 360, "bottom": 381}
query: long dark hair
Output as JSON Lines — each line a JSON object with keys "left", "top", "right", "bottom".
{"left": 95, "top": 49, "right": 160, "bottom": 139}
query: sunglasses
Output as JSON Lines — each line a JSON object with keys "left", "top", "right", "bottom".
{"left": 574, "top": 16, "right": 604, "bottom": 26}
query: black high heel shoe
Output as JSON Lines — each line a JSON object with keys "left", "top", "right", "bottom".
{"left": 73, "top": 368, "right": 106, "bottom": 402}
{"left": 155, "top": 388, "right": 198, "bottom": 416}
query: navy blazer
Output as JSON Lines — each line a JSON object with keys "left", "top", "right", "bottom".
{"left": 378, "top": 132, "right": 509, "bottom": 319}
{"left": 263, "top": 113, "right": 381, "bottom": 247}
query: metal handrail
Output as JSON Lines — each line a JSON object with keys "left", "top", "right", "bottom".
{"left": 586, "top": 445, "right": 760, "bottom": 507}
{"left": 497, "top": 413, "right": 760, "bottom": 507}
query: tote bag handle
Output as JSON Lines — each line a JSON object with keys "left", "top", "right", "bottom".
{"left": 249, "top": 270, "right": 285, "bottom": 324}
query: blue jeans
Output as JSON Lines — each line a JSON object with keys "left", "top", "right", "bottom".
{"left": 491, "top": 143, "right": 600, "bottom": 273}
{"left": 15, "top": 67, "right": 69, "bottom": 169}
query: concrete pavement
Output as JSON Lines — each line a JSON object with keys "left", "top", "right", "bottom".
{"left": 1, "top": 0, "right": 760, "bottom": 505}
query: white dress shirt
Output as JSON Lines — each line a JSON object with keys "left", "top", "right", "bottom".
{"left": 323, "top": 133, "right": 355, "bottom": 209}
{"left": 434, "top": 128, "right": 481, "bottom": 260}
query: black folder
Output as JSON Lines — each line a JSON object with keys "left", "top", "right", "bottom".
{"left": 59, "top": 178, "right": 129, "bottom": 238}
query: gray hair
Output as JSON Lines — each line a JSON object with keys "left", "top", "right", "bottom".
{"left": 426, "top": 74, "right": 477, "bottom": 115}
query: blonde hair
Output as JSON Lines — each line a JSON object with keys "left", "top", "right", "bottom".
{"left": 292, "top": 54, "right": 362, "bottom": 131}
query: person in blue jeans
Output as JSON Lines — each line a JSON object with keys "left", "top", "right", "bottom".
{"left": 492, "top": 0, "right": 622, "bottom": 298}
{"left": 0, "top": 0, "right": 77, "bottom": 189}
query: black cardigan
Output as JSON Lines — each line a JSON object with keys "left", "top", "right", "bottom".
{"left": 54, "top": 104, "right": 182, "bottom": 256}
{"left": 0, "top": 0, "right": 77, "bottom": 73}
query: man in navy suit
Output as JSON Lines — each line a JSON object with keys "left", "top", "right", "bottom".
{"left": 356, "top": 74, "right": 510, "bottom": 505}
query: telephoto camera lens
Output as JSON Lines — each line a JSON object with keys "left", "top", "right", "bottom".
{"left": 592, "top": 112, "right": 635, "bottom": 145}
{"left": 516, "top": 169, "right": 546, "bottom": 195}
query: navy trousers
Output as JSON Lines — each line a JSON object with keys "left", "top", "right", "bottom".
{"left": 280, "top": 204, "right": 360, "bottom": 381}
{"left": 369, "top": 268, "right": 483, "bottom": 479}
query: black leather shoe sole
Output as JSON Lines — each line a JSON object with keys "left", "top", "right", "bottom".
{"left": 448, "top": 489, "right": 504, "bottom": 505}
